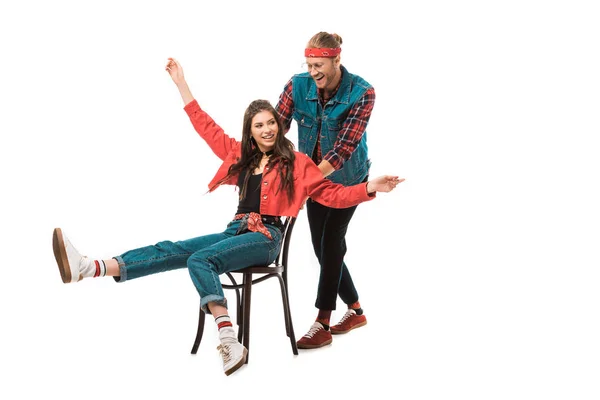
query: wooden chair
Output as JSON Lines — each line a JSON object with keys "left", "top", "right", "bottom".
{"left": 190, "top": 217, "right": 298, "bottom": 362}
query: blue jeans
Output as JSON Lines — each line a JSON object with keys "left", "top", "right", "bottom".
{"left": 113, "top": 220, "right": 282, "bottom": 313}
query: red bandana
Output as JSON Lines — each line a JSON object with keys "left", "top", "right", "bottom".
{"left": 304, "top": 47, "right": 341, "bottom": 58}
{"left": 234, "top": 212, "right": 273, "bottom": 240}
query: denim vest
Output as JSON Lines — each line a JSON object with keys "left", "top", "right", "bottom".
{"left": 291, "top": 65, "right": 372, "bottom": 186}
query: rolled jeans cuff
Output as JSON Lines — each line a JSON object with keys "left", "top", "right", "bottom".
{"left": 112, "top": 256, "right": 126, "bottom": 282}
{"left": 201, "top": 294, "right": 227, "bottom": 314}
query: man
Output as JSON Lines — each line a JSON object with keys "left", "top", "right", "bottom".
{"left": 276, "top": 31, "right": 376, "bottom": 349}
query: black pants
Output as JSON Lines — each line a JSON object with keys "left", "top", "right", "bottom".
{"left": 307, "top": 199, "right": 359, "bottom": 310}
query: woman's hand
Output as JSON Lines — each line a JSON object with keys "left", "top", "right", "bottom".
{"left": 165, "top": 57, "right": 185, "bottom": 85}
{"left": 366, "top": 176, "right": 404, "bottom": 193}
{"left": 165, "top": 57, "right": 194, "bottom": 105}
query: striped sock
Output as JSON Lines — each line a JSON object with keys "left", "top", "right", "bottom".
{"left": 348, "top": 301, "right": 363, "bottom": 316}
{"left": 316, "top": 309, "right": 332, "bottom": 330}
{"left": 92, "top": 260, "right": 107, "bottom": 278}
{"left": 215, "top": 315, "right": 233, "bottom": 331}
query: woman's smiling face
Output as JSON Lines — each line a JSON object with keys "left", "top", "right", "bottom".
{"left": 250, "top": 110, "right": 278, "bottom": 152}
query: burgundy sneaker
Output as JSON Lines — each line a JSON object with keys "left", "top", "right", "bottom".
{"left": 330, "top": 309, "right": 367, "bottom": 334}
{"left": 297, "top": 322, "right": 332, "bottom": 349}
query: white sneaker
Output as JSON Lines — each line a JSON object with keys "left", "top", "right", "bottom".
{"left": 52, "top": 228, "right": 94, "bottom": 283}
{"left": 217, "top": 328, "right": 248, "bottom": 376}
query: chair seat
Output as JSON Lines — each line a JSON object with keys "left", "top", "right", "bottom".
{"left": 234, "top": 264, "right": 284, "bottom": 274}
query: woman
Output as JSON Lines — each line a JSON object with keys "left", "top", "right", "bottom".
{"left": 52, "top": 58, "right": 403, "bottom": 376}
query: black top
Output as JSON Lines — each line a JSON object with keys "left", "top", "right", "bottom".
{"left": 236, "top": 171, "right": 262, "bottom": 214}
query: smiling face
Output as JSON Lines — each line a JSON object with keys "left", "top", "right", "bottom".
{"left": 250, "top": 110, "right": 278, "bottom": 152}
{"left": 305, "top": 56, "right": 340, "bottom": 92}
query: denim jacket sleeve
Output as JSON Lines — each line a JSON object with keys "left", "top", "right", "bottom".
{"left": 184, "top": 99, "right": 240, "bottom": 161}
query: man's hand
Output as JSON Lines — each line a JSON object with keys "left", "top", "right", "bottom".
{"left": 300, "top": 196, "right": 309, "bottom": 210}
{"left": 317, "top": 160, "right": 335, "bottom": 177}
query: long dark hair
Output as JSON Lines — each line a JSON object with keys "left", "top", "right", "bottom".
{"left": 212, "top": 100, "right": 296, "bottom": 203}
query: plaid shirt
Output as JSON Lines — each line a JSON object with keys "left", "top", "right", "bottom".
{"left": 276, "top": 77, "right": 376, "bottom": 170}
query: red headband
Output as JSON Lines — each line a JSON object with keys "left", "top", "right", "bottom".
{"left": 304, "top": 47, "right": 341, "bottom": 58}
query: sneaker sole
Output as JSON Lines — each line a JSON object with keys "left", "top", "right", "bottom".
{"left": 52, "top": 228, "right": 72, "bottom": 284}
{"left": 225, "top": 347, "right": 248, "bottom": 376}
{"left": 297, "top": 338, "right": 333, "bottom": 349}
{"left": 331, "top": 320, "right": 367, "bottom": 335}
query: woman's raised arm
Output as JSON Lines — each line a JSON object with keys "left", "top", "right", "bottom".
{"left": 166, "top": 57, "right": 195, "bottom": 106}
{"left": 166, "top": 58, "right": 238, "bottom": 160}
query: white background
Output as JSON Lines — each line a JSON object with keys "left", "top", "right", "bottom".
{"left": 1, "top": 1, "right": 599, "bottom": 399}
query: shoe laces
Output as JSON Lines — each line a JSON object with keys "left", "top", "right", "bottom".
{"left": 217, "top": 344, "right": 232, "bottom": 363}
{"left": 65, "top": 236, "right": 87, "bottom": 259}
{"left": 303, "top": 323, "right": 324, "bottom": 338}
{"left": 337, "top": 309, "right": 357, "bottom": 324}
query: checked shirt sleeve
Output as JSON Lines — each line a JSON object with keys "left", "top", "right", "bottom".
{"left": 275, "top": 79, "right": 294, "bottom": 134}
{"left": 323, "top": 87, "right": 375, "bottom": 170}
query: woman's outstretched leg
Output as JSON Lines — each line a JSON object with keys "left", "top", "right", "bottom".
{"left": 52, "top": 227, "right": 225, "bottom": 283}
{"left": 52, "top": 228, "right": 120, "bottom": 283}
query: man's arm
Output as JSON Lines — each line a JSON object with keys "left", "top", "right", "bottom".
{"left": 321, "top": 87, "right": 376, "bottom": 173}
{"left": 275, "top": 79, "right": 295, "bottom": 134}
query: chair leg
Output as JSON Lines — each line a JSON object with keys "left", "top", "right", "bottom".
{"left": 277, "top": 276, "right": 292, "bottom": 334}
{"left": 232, "top": 292, "right": 243, "bottom": 343}
{"left": 236, "top": 289, "right": 244, "bottom": 343}
{"left": 276, "top": 275, "right": 298, "bottom": 355}
{"left": 242, "top": 272, "right": 252, "bottom": 364}
{"left": 226, "top": 272, "right": 243, "bottom": 335}
{"left": 191, "top": 306, "right": 206, "bottom": 355}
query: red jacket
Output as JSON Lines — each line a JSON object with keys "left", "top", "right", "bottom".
{"left": 184, "top": 100, "right": 374, "bottom": 217}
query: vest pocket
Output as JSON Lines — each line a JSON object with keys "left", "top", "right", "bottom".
{"left": 293, "top": 110, "right": 316, "bottom": 150}
{"left": 318, "top": 116, "right": 341, "bottom": 149}
{"left": 325, "top": 116, "right": 344, "bottom": 131}
{"left": 294, "top": 110, "right": 315, "bottom": 129}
